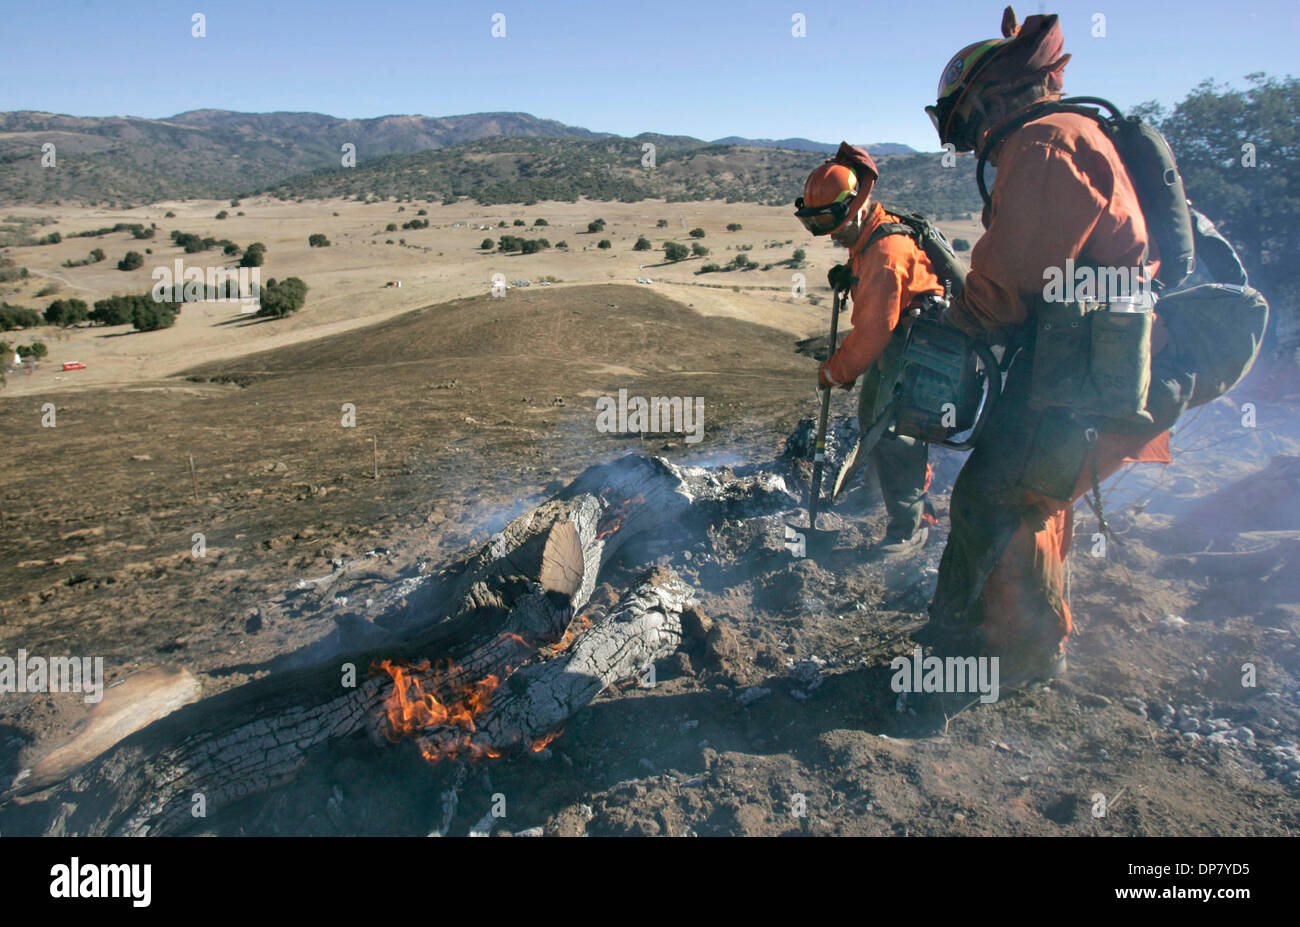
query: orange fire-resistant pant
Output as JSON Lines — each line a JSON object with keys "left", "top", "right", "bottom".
{"left": 930, "top": 355, "right": 1171, "bottom": 656}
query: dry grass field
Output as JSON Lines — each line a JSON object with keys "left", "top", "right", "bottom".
{"left": 1, "top": 196, "right": 979, "bottom": 396}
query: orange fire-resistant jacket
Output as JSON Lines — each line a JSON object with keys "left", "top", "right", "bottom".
{"left": 945, "top": 108, "right": 1162, "bottom": 338}
{"left": 947, "top": 107, "right": 1173, "bottom": 467}
{"left": 820, "top": 202, "right": 944, "bottom": 388}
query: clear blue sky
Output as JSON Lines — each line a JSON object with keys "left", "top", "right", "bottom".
{"left": 2, "top": 0, "right": 1295, "bottom": 151}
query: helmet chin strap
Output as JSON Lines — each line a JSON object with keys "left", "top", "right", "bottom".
{"left": 958, "top": 90, "right": 991, "bottom": 153}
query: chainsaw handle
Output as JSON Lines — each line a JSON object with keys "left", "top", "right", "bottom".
{"left": 938, "top": 338, "right": 1002, "bottom": 451}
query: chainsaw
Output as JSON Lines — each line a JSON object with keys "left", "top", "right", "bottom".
{"left": 831, "top": 297, "right": 1002, "bottom": 502}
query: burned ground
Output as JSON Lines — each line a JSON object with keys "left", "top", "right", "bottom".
{"left": 1, "top": 284, "right": 1297, "bottom": 836}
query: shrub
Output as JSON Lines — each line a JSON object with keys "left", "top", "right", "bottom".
{"left": 0, "top": 304, "right": 42, "bottom": 330}
{"left": 656, "top": 219, "right": 668, "bottom": 228}
{"left": 240, "top": 243, "right": 266, "bottom": 267}
{"left": 90, "top": 248, "right": 105, "bottom": 262}
{"left": 791, "top": 248, "right": 806, "bottom": 264}
{"left": 36, "top": 282, "right": 59, "bottom": 297}
{"left": 38, "top": 232, "right": 62, "bottom": 245}
{"left": 689, "top": 228, "right": 705, "bottom": 238}
{"left": 17, "top": 342, "right": 47, "bottom": 358}
{"left": 480, "top": 238, "right": 494, "bottom": 250}
{"left": 417, "top": 209, "right": 428, "bottom": 216}
{"left": 118, "top": 251, "right": 144, "bottom": 271}
{"left": 44, "top": 298, "right": 89, "bottom": 327}
{"left": 90, "top": 294, "right": 143, "bottom": 326}
{"left": 696, "top": 263, "right": 723, "bottom": 274}
{"left": 952, "top": 238, "right": 972, "bottom": 251}
{"left": 691, "top": 242, "right": 709, "bottom": 257}
{"left": 132, "top": 301, "right": 178, "bottom": 331}
{"left": 165, "top": 210, "right": 176, "bottom": 218}
{"left": 256, "top": 276, "right": 309, "bottom": 318}
{"left": 499, "top": 235, "right": 550, "bottom": 253}
{"left": 633, "top": 236, "right": 652, "bottom": 251}
{"left": 587, "top": 219, "right": 606, "bottom": 233}
{"left": 172, "top": 232, "right": 210, "bottom": 253}
{"left": 534, "top": 218, "right": 547, "bottom": 226}
{"left": 556, "top": 241, "right": 568, "bottom": 249}
{"left": 386, "top": 223, "right": 398, "bottom": 232}
{"left": 513, "top": 219, "right": 526, "bottom": 227}
{"left": 598, "top": 239, "right": 612, "bottom": 249}
{"left": 215, "top": 210, "right": 229, "bottom": 220}
{"left": 727, "top": 223, "right": 742, "bottom": 232}
{"left": 498, "top": 220, "right": 507, "bottom": 228}
{"left": 308, "top": 233, "right": 330, "bottom": 247}
{"left": 663, "top": 241, "right": 690, "bottom": 262}
{"left": 223, "top": 242, "right": 241, "bottom": 255}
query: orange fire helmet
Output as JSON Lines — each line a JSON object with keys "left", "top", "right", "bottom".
{"left": 795, "top": 163, "right": 865, "bottom": 236}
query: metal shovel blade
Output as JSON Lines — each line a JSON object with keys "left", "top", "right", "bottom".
{"left": 784, "top": 520, "right": 839, "bottom": 560}
{"left": 784, "top": 287, "right": 846, "bottom": 561}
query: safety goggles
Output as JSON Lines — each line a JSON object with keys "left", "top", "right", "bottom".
{"left": 794, "top": 187, "right": 857, "bottom": 236}
{"left": 925, "top": 103, "right": 945, "bottom": 138}
{"left": 927, "top": 94, "right": 979, "bottom": 154}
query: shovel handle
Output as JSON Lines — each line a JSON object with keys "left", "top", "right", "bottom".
{"left": 808, "top": 289, "right": 846, "bottom": 528}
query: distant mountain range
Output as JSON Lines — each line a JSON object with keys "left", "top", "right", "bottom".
{"left": 711, "top": 136, "right": 915, "bottom": 156}
{"left": 264, "top": 135, "right": 976, "bottom": 218}
{"left": 0, "top": 109, "right": 936, "bottom": 209}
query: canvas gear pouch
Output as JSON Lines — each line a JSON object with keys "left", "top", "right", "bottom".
{"left": 1028, "top": 300, "right": 1093, "bottom": 408}
{"left": 1088, "top": 299, "right": 1153, "bottom": 422}
{"left": 1028, "top": 298, "right": 1154, "bottom": 426}
{"left": 1018, "top": 409, "right": 1095, "bottom": 502}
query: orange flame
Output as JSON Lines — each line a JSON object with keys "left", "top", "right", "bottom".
{"left": 374, "top": 658, "right": 503, "bottom": 762}
{"left": 596, "top": 493, "right": 646, "bottom": 539}
{"left": 543, "top": 610, "right": 594, "bottom": 657}
{"left": 531, "top": 728, "right": 563, "bottom": 752}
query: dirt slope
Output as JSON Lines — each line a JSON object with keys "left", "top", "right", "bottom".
{"left": 2, "top": 284, "right": 1298, "bottom": 837}
{"left": 0, "top": 284, "right": 810, "bottom": 770}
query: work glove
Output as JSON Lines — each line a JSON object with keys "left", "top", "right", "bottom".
{"left": 819, "top": 362, "right": 854, "bottom": 391}
{"left": 827, "top": 264, "right": 854, "bottom": 293}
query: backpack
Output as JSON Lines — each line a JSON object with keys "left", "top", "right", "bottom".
{"left": 861, "top": 208, "right": 969, "bottom": 300}
{"left": 977, "top": 96, "right": 1268, "bottom": 412}
{"left": 976, "top": 96, "right": 1195, "bottom": 290}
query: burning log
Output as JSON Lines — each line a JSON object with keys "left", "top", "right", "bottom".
{"left": 2, "top": 455, "right": 787, "bottom": 836}
{"left": 413, "top": 567, "right": 691, "bottom": 758}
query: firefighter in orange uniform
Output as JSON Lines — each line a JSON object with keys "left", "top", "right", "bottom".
{"left": 796, "top": 143, "right": 945, "bottom": 554}
{"left": 919, "top": 8, "right": 1177, "bottom": 688}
